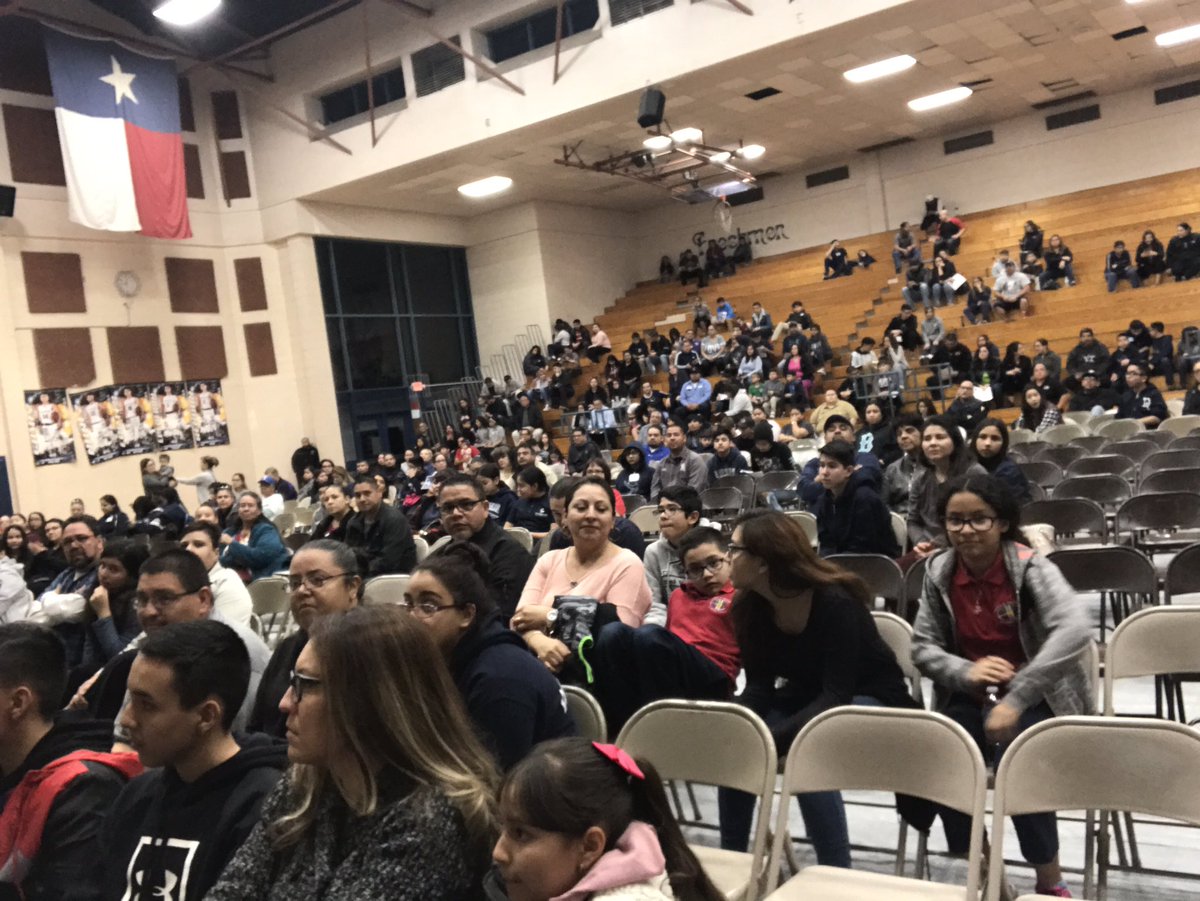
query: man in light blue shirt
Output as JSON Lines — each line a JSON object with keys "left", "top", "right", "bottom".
{"left": 677, "top": 368, "right": 713, "bottom": 420}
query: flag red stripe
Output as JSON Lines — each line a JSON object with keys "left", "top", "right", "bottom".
{"left": 124, "top": 122, "right": 192, "bottom": 240}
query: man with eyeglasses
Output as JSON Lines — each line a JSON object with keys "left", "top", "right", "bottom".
{"left": 641, "top": 486, "right": 703, "bottom": 627}
{"left": 179, "top": 521, "right": 252, "bottom": 627}
{"left": 588, "top": 527, "right": 738, "bottom": 734}
{"left": 36, "top": 515, "right": 104, "bottom": 670}
{"left": 436, "top": 474, "right": 533, "bottom": 621}
{"left": 344, "top": 476, "right": 418, "bottom": 576}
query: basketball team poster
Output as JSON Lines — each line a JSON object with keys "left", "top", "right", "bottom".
{"left": 111, "top": 384, "right": 156, "bottom": 457}
{"left": 69, "top": 387, "right": 121, "bottom": 465}
{"left": 149, "top": 382, "right": 194, "bottom": 451}
{"left": 187, "top": 380, "right": 229, "bottom": 448}
{"left": 25, "top": 388, "right": 76, "bottom": 466}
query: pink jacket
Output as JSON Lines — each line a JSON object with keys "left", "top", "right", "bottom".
{"left": 549, "top": 821, "right": 672, "bottom": 901}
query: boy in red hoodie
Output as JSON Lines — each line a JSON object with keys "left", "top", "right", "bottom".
{"left": 588, "top": 527, "right": 739, "bottom": 735}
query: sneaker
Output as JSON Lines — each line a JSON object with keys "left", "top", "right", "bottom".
{"left": 1037, "top": 882, "right": 1072, "bottom": 897}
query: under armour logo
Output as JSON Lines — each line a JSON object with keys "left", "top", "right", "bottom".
{"left": 132, "top": 868, "right": 179, "bottom": 900}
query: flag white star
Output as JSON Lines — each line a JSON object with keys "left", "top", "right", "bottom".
{"left": 99, "top": 56, "right": 138, "bottom": 105}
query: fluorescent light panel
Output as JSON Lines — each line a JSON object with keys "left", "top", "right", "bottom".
{"left": 457, "top": 176, "right": 513, "bottom": 198}
{"left": 738, "top": 144, "right": 765, "bottom": 160}
{"left": 1156, "top": 24, "right": 1200, "bottom": 47}
{"left": 670, "top": 126, "right": 702, "bottom": 143}
{"left": 843, "top": 54, "right": 917, "bottom": 83}
{"left": 643, "top": 134, "right": 673, "bottom": 150}
{"left": 908, "top": 86, "right": 973, "bottom": 111}
{"left": 153, "top": 0, "right": 221, "bottom": 26}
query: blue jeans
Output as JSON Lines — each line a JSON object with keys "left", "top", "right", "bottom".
{"left": 1105, "top": 268, "right": 1140, "bottom": 292}
{"left": 902, "top": 283, "right": 931, "bottom": 309}
{"left": 718, "top": 696, "right": 885, "bottom": 868}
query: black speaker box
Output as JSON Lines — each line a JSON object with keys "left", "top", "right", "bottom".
{"left": 0, "top": 185, "right": 14, "bottom": 218}
{"left": 637, "top": 88, "right": 665, "bottom": 128}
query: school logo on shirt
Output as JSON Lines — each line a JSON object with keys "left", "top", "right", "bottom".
{"left": 995, "top": 601, "right": 1018, "bottom": 625}
{"left": 123, "top": 836, "right": 199, "bottom": 901}
{"left": 709, "top": 596, "right": 730, "bottom": 614}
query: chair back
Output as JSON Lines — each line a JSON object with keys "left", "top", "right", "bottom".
{"left": 272, "top": 512, "right": 296, "bottom": 536}
{"left": 1104, "top": 606, "right": 1200, "bottom": 714}
{"left": 1068, "top": 435, "right": 1109, "bottom": 455}
{"left": 1061, "top": 410, "right": 1093, "bottom": 426}
{"left": 629, "top": 504, "right": 660, "bottom": 537}
{"left": 770, "top": 707, "right": 987, "bottom": 896}
{"left": 1102, "top": 439, "right": 1159, "bottom": 465}
{"left": 1042, "top": 422, "right": 1089, "bottom": 445}
{"left": 1066, "top": 454, "right": 1135, "bottom": 479}
{"left": 827, "top": 553, "right": 906, "bottom": 616}
{"left": 563, "top": 685, "right": 607, "bottom": 741}
{"left": 506, "top": 527, "right": 534, "bottom": 553}
{"left": 890, "top": 511, "right": 908, "bottom": 554}
{"left": 1018, "top": 460, "right": 1064, "bottom": 488}
{"left": 1052, "top": 474, "right": 1131, "bottom": 508}
{"left": 785, "top": 510, "right": 818, "bottom": 547}
{"left": 700, "top": 487, "right": 745, "bottom": 518}
{"left": 1095, "top": 418, "right": 1145, "bottom": 440}
{"left": 986, "top": 717, "right": 1200, "bottom": 900}
{"left": 756, "top": 471, "right": 799, "bottom": 495}
{"left": 871, "top": 611, "right": 923, "bottom": 706}
{"left": 1138, "top": 468, "right": 1200, "bottom": 495}
{"left": 1033, "top": 444, "right": 1085, "bottom": 469}
{"left": 903, "top": 555, "right": 927, "bottom": 620}
{"left": 1007, "top": 427, "right": 1035, "bottom": 445}
{"left": 1088, "top": 411, "right": 1117, "bottom": 431}
{"left": 1140, "top": 429, "right": 1175, "bottom": 448}
{"left": 714, "top": 473, "right": 756, "bottom": 498}
{"left": 428, "top": 534, "right": 453, "bottom": 554}
{"left": 362, "top": 573, "right": 410, "bottom": 606}
{"left": 1161, "top": 414, "right": 1200, "bottom": 438}
{"left": 1021, "top": 498, "right": 1106, "bottom": 541}
{"left": 621, "top": 493, "right": 647, "bottom": 514}
{"left": 1165, "top": 542, "right": 1200, "bottom": 602}
{"left": 1141, "top": 449, "right": 1200, "bottom": 478}
{"left": 1168, "top": 435, "right": 1200, "bottom": 452}
{"left": 1116, "top": 492, "right": 1200, "bottom": 543}
{"left": 413, "top": 535, "right": 430, "bottom": 563}
{"left": 1048, "top": 546, "right": 1157, "bottom": 595}
{"left": 248, "top": 576, "right": 292, "bottom": 648}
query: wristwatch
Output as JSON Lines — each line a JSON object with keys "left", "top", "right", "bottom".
{"left": 545, "top": 608, "right": 559, "bottom": 628}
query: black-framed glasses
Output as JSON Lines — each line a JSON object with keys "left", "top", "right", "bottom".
{"left": 944, "top": 515, "right": 997, "bottom": 533}
{"left": 287, "top": 572, "right": 350, "bottom": 592}
{"left": 288, "top": 670, "right": 321, "bottom": 703}
{"left": 655, "top": 504, "right": 684, "bottom": 517}
{"left": 437, "top": 499, "right": 484, "bottom": 517}
{"left": 685, "top": 555, "right": 729, "bottom": 579}
{"left": 399, "top": 599, "right": 463, "bottom": 617}
{"left": 133, "top": 589, "right": 194, "bottom": 610}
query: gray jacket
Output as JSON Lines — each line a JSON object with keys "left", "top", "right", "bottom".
{"left": 906, "top": 459, "right": 986, "bottom": 547}
{"left": 912, "top": 543, "right": 1093, "bottom": 716}
{"left": 882, "top": 453, "right": 920, "bottom": 516}
{"left": 649, "top": 450, "right": 708, "bottom": 501}
{"left": 640, "top": 538, "right": 680, "bottom": 627}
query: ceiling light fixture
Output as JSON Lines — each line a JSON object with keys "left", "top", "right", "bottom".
{"left": 643, "top": 134, "right": 673, "bottom": 150}
{"left": 670, "top": 126, "right": 702, "bottom": 144}
{"left": 153, "top": 0, "right": 221, "bottom": 26}
{"left": 1156, "top": 23, "right": 1200, "bottom": 47}
{"left": 843, "top": 54, "right": 917, "bottom": 84}
{"left": 738, "top": 144, "right": 766, "bottom": 160}
{"left": 907, "top": 86, "right": 973, "bottom": 111}
{"left": 457, "top": 175, "right": 513, "bottom": 198}
{"left": 710, "top": 150, "right": 732, "bottom": 163}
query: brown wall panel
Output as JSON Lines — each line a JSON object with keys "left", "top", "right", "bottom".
{"left": 244, "top": 323, "right": 277, "bottom": 376}
{"left": 183, "top": 143, "right": 205, "bottom": 199}
{"left": 211, "top": 90, "right": 242, "bottom": 139}
{"left": 3, "top": 105, "right": 65, "bottom": 185}
{"left": 32, "top": 328, "right": 95, "bottom": 388}
{"left": 22, "top": 252, "right": 86, "bottom": 313}
{"left": 175, "top": 326, "right": 228, "bottom": 380}
{"left": 165, "top": 257, "right": 219, "bottom": 313}
{"left": 234, "top": 258, "right": 268, "bottom": 311}
{"left": 108, "top": 327, "right": 165, "bottom": 383}
{"left": 178, "top": 77, "right": 195, "bottom": 132}
{"left": 0, "top": 18, "right": 52, "bottom": 95}
{"left": 220, "top": 151, "right": 252, "bottom": 199}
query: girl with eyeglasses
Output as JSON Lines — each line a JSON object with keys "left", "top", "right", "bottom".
{"left": 207, "top": 605, "right": 499, "bottom": 900}
{"left": 912, "top": 474, "right": 1089, "bottom": 898}
{"left": 402, "top": 541, "right": 574, "bottom": 770}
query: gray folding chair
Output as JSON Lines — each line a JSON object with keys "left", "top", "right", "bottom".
{"left": 714, "top": 472, "right": 757, "bottom": 499}
{"left": 827, "top": 553, "right": 908, "bottom": 618}
{"left": 1042, "top": 422, "right": 1089, "bottom": 445}
{"left": 1033, "top": 444, "right": 1085, "bottom": 469}
{"left": 362, "top": 573, "right": 410, "bottom": 606}
{"left": 1168, "top": 435, "right": 1200, "bottom": 452}
{"left": 248, "top": 575, "right": 293, "bottom": 649}
{"left": 701, "top": 487, "right": 745, "bottom": 525}
{"left": 1067, "top": 454, "right": 1135, "bottom": 480}
{"left": 1115, "top": 492, "right": 1200, "bottom": 551}
{"left": 1052, "top": 475, "right": 1132, "bottom": 510}
{"left": 1049, "top": 546, "right": 1157, "bottom": 640}
{"left": 1139, "top": 429, "right": 1175, "bottom": 448}
{"left": 1068, "top": 435, "right": 1109, "bottom": 455}
{"left": 1137, "top": 468, "right": 1200, "bottom": 495}
{"left": 621, "top": 493, "right": 648, "bottom": 514}
{"left": 1095, "top": 418, "right": 1145, "bottom": 440}
{"left": 903, "top": 556, "right": 928, "bottom": 623}
{"left": 1022, "top": 498, "right": 1107, "bottom": 546}
{"left": 1161, "top": 414, "right": 1200, "bottom": 438}
{"left": 1141, "top": 449, "right": 1200, "bottom": 479}
{"left": 1101, "top": 440, "right": 1159, "bottom": 466}
{"left": 1164, "top": 542, "right": 1200, "bottom": 604}
{"left": 1018, "top": 460, "right": 1064, "bottom": 489}
{"left": 563, "top": 685, "right": 607, "bottom": 741}
{"left": 756, "top": 471, "right": 799, "bottom": 506}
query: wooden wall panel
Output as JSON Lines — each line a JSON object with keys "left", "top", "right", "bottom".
{"left": 32, "top": 328, "right": 94, "bottom": 387}
{"left": 108, "top": 327, "right": 165, "bottom": 383}
{"left": 22, "top": 252, "right": 86, "bottom": 313}
{"left": 165, "top": 258, "right": 219, "bottom": 313}
{"left": 3, "top": 105, "right": 65, "bottom": 185}
{"left": 175, "top": 326, "right": 228, "bottom": 380}
{"left": 183, "top": 144, "right": 205, "bottom": 199}
{"left": 220, "top": 151, "right": 252, "bottom": 199}
{"left": 0, "top": 18, "right": 52, "bottom": 95}
{"left": 234, "top": 257, "right": 268, "bottom": 311}
{"left": 211, "top": 91, "right": 242, "bottom": 139}
{"left": 243, "top": 323, "right": 277, "bottom": 376}
{"left": 178, "top": 77, "right": 195, "bottom": 132}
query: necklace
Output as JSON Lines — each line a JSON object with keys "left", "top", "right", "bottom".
{"left": 565, "top": 547, "right": 605, "bottom": 587}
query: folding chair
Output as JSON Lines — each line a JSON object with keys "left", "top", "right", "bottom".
{"left": 1068, "top": 435, "right": 1109, "bottom": 455}
{"left": 1105, "top": 605, "right": 1200, "bottom": 723}
{"left": 413, "top": 535, "right": 430, "bottom": 562}
{"left": 1033, "top": 445, "right": 1085, "bottom": 469}
{"left": 284, "top": 532, "right": 308, "bottom": 552}
{"left": 1066, "top": 455, "right": 1135, "bottom": 480}
{"left": 1088, "top": 411, "right": 1117, "bottom": 432}
{"left": 427, "top": 534, "right": 452, "bottom": 554}
{"left": 621, "top": 493, "right": 648, "bottom": 514}
{"left": 272, "top": 512, "right": 296, "bottom": 537}
{"left": 1022, "top": 498, "right": 1107, "bottom": 546}
{"left": 1017, "top": 440, "right": 1051, "bottom": 461}
{"left": 1052, "top": 475, "right": 1131, "bottom": 510}
{"left": 1018, "top": 460, "right": 1064, "bottom": 489}
{"left": 786, "top": 510, "right": 818, "bottom": 548}
{"left": 506, "top": 527, "right": 534, "bottom": 552}
{"left": 1167, "top": 435, "right": 1200, "bottom": 452}
{"left": 1048, "top": 546, "right": 1157, "bottom": 640}
{"left": 618, "top": 701, "right": 776, "bottom": 901}
{"left": 1114, "top": 492, "right": 1200, "bottom": 551}
{"left": 1062, "top": 410, "right": 1093, "bottom": 426}
{"left": 715, "top": 473, "right": 757, "bottom": 499}
{"left": 1042, "top": 422, "right": 1089, "bottom": 445}
{"left": 1100, "top": 440, "right": 1158, "bottom": 466}
{"left": 1025, "top": 482, "right": 1046, "bottom": 502}
{"left": 248, "top": 575, "right": 293, "bottom": 649}
{"left": 1160, "top": 414, "right": 1200, "bottom": 438}
{"left": 765, "top": 707, "right": 987, "bottom": 900}
{"left": 702, "top": 487, "right": 745, "bottom": 525}
{"left": 1007, "top": 427, "right": 1035, "bottom": 446}
{"left": 986, "top": 717, "right": 1200, "bottom": 901}
{"left": 756, "top": 471, "right": 800, "bottom": 507}
{"left": 1141, "top": 449, "right": 1200, "bottom": 480}
{"left": 362, "top": 573, "right": 410, "bottom": 606}
{"left": 1095, "top": 418, "right": 1145, "bottom": 440}
{"left": 890, "top": 511, "right": 908, "bottom": 554}
{"left": 563, "top": 685, "right": 607, "bottom": 741}
{"left": 629, "top": 504, "right": 661, "bottom": 538}
{"left": 827, "top": 553, "right": 907, "bottom": 617}
{"left": 1136, "top": 467, "right": 1200, "bottom": 495}
{"left": 871, "top": 612, "right": 924, "bottom": 708}
{"left": 1138, "top": 429, "right": 1175, "bottom": 448}
{"left": 1164, "top": 542, "right": 1200, "bottom": 604}
{"left": 903, "top": 556, "right": 928, "bottom": 624}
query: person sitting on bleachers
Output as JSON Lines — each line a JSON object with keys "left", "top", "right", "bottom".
{"left": 811, "top": 440, "right": 899, "bottom": 558}
{"left": 1116, "top": 362, "right": 1168, "bottom": 429}
{"left": 892, "top": 221, "right": 921, "bottom": 273}
{"left": 932, "top": 208, "right": 966, "bottom": 256}
{"left": 706, "top": 238, "right": 733, "bottom": 280}
{"left": 807, "top": 322, "right": 834, "bottom": 371}
{"left": 932, "top": 250, "right": 962, "bottom": 307}
{"left": 707, "top": 428, "right": 750, "bottom": 482}
{"left": 993, "top": 260, "right": 1032, "bottom": 320}
{"left": 810, "top": 389, "right": 860, "bottom": 433}
{"left": 990, "top": 248, "right": 1013, "bottom": 278}
{"left": 884, "top": 303, "right": 923, "bottom": 352}
{"left": 677, "top": 367, "right": 713, "bottom": 421}
{"left": 1183, "top": 360, "right": 1200, "bottom": 415}
{"left": 641, "top": 424, "right": 669, "bottom": 465}
{"left": 1032, "top": 338, "right": 1062, "bottom": 382}
{"left": 749, "top": 302, "right": 773, "bottom": 345}
{"left": 921, "top": 307, "right": 945, "bottom": 350}
{"left": 857, "top": 249, "right": 877, "bottom": 269}
{"left": 1014, "top": 385, "right": 1063, "bottom": 434}
{"left": 698, "top": 324, "right": 728, "bottom": 375}
{"left": 1135, "top": 229, "right": 1166, "bottom": 286}
{"left": 948, "top": 381, "right": 987, "bottom": 434}
{"left": 1067, "top": 370, "right": 1120, "bottom": 414}
{"left": 1021, "top": 252, "right": 1044, "bottom": 287}
{"left": 1000, "top": 342, "right": 1033, "bottom": 406}
{"left": 1144, "top": 321, "right": 1177, "bottom": 389}
{"left": 615, "top": 445, "right": 653, "bottom": 500}
{"left": 1040, "top": 234, "right": 1077, "bottom": 288}
{"left": 692, "top": 297, "right": 713, "bottom": 333}
{"left": 1105, "top": 333, "right": 1137, "bottom": 393}
{"left": 970, "top": 345, "right": 1003, "bottom": 400}
{"left": 678, "top": 247, "right": 705, "bottom": 287}
{"left": 901, "top": 259, "right": 934, "bottom": 310}
{"left": 1020, "top": 219, "right": 1044, "bottom": 258}
{"left": 1065, "top": 327, "right": 1110, "bottom": 390}
{"left": 658, "top": 254, "right": 675, "bottom": 283}
{"left": 925, "top": 332, "right": 973, "bottom": 397}
{"left": 1104, "top": 240, "right": 1140, "bottom": 292}
{"left": 912, "top": 474, "right": 1089, "bottom": 899}
{"left": 823, "top": 239, "right": 854, "bottom": 279}
{"left": 963, "top": 276, "right": 993, "bottom": 324}
{"left": 1167, "top": 222, "right": 1200, "bottom": 282}
{"left": 220, "top": 493, "right": 290, "bottom": 583}
{"left": 797, "top": 415, "right": 880, "bottom": 505}
{"left": 651, "top": 423, "right": 709, "bottom": 500}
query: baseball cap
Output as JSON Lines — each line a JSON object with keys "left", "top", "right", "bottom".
{"left": 258, "top": 476, "right": 276, "bottom": 486}
{"left": 1082, "top": 370, "right": 1099, "bottom": 380}
{"left": 823, "top": 414, "right": 853, "bottom": 432}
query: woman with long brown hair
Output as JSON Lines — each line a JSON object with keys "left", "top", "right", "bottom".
{"left": 718, "top": 510, "right": 917, "bottom": 868}
{"left": 206, "top": 605, "right": 499, "bottom": 900}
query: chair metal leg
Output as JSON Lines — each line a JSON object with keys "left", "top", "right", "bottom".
{"left": 668, "top": 780, "right": 685, "bottom": 819}
{"left": 1123, "top": 811, "right": 1142, "bottom": 869}
{"left": 1110, "top": 808, "right": 1129, "bottom": 868}
{"left": 1083, "top": 810, "right": 1096, "bottom": 901}
{"left": 895, "top": 821, "right": 908, "bottom": 877}
{"left": 915, "top": 830, "right": 929, "bottom": 879}
{"left": 685, "top": 781, "right": 702, "bottom": 821}
{"left": 1097, "top": 810, "right": 1111, "bottom": 901}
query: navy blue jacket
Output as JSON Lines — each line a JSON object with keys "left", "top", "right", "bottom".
{"left": 799, "top": 452, "right": 881, "bottom": 505}
{"left": 811, "top": 470, "right": 899, "bottom": 558}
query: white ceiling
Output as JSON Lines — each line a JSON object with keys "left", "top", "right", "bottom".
{"left": 305, "top": 0, "right": 1200, "bottom": 215}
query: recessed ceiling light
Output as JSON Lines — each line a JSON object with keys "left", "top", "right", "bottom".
{"left": 457, "top": 176, "right": 513, "bottom": 198}
{"left": 710, "top": 151, "right": 732, "bottom": 163}
{"left": 1156, "top": 23, "right": 1200, "bottom": 47}
{"left": 843, "top": 54, "right": 917, "bottom": 84}
{"left": 153, "top": 0, "right": 221, "bottom": 26}
{"left": 643, "top": 134, "right": 673, "bottom": 150}
{"left": 907, "top": 86, "right": 973, "bottom": 111}
{"left": 670, "top": 126, "right": 702, "bottom": 144}
{"left": 738, "top": 144, "right": 766, "bottom": 160}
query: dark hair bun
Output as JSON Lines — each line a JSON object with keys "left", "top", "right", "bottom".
{"left": 434, "top": 538, "right": 493, "bottom": 583}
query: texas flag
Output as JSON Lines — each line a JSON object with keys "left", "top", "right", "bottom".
{"left": 43, "top": 29, "right": 192, "bottom": 240}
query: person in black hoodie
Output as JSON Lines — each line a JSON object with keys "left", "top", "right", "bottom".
{"left": 811, "top": 441, "right": 900, "bottom": 558}
{"left": 96, "top": 495, "right": 130, "bottom": 538}
{"left": 0, "top": 623, "right": 142, "bottom": 901}
{"left": 99, "top": 620, "right": 286, "bottom": 901}
{"left": 247, "top": 540, "right": 361, "bottom": 739}
{"left": 614, "top": 444, "right": 653, "bottom": 500}
{"left": 404, "top": 541, "right": 574, "bottom": 770}
{"left": 856, "top": 401, "right": 900, "bottom": 467}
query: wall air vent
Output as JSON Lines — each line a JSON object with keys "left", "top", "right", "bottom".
{"left": 805, "top": 165, "right": 850, "bottom": 188}
{"left": 943, "top": 130, "right": 994, "bottom": 155}
{"left": 857, "top": 136, "right": 915, "bottom": 153}
{"left": 1155, "top": 79, "right": 1200, "bottom": 105}
{"left": 745, "top": 87, "right": 781, "bottom": 100}
{"left": 1031, "top": 90, "right": 1097, "bottom": 110}
{"left": 1045, "top": 104, "right": 1100, "bottom": 131}
{"left": 1112, "top": 26, "right": 1149, "bottom": 41}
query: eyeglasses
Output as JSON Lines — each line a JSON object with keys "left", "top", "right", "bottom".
{"left": 287, "top": 572, "right": 349, "bottom": 592}
{"left": 944, "top": 515, "right": 997, "bottom": 533}
{"left": 133, "top": 589, "right": 195, "bottom": 610}
{"left": 399, "top": 599, "right": 463, "bottom": 617}
{"left": 655, "top": 504, "right": 684, "bottom": 517}
{"left": 437, "top": 499, "right": 484, "bottom": 517}
{"left": 288, "top": 670, "right": 321, "bottom": 703}
{"left": 685, "top": 555, "right": 729, "bottom": 579}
